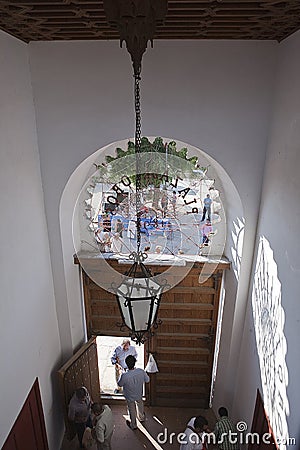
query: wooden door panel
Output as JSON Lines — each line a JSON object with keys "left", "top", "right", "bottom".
{"left": 146, "top": 267, "right": 224, "bottom": 407}
{"left": 57, "top": 337, "right": 100, "bottom": 439}
{"left": 249, "top": 390, "right": 278, "bottom": 449}
{"left": 2, "top": 379, "right": 48, "bottom": 450}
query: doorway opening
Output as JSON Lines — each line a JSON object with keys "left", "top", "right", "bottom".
{"left": 96, "top": 335, "right": 145, "bottom": 395}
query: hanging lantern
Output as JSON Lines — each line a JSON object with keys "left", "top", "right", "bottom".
{"left": 114, "top": 252, "right": 163, "bottom": 344}
{"left": 104, "top": 1, "right": 168, "bottom": 343}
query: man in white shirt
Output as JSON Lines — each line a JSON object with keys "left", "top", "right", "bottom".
{"left": 180, "top": 415, "right": 209, "bottom": 450}
{"left": 91, "top": 403, "right": 114, "bottom": 450}
{"left": 118, "top": 354, "right": 150, "bottom": 430}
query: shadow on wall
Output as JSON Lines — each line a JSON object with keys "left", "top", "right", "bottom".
{"left": 252, "top": 236, "right": 290, "bottom": 450}
{"left": 230, "top": 217, "right": 245, "bottom": 282}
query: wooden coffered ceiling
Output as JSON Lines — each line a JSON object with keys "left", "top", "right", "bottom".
{"left": 1, "top": 1, "right": 300, "bottom": 44}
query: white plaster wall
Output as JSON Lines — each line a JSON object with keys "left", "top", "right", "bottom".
{"left": 0, "top": 31, "right": 61, "bottom": 449}
{"left": 233, "top": 30, "right": 300, "bottom": 444}
{"left": 29, "top": 40, "right": 276, "bottom": 215}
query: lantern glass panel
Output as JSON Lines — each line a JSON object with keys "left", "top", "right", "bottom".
{"left": 117, "top": 276, "right": 162, "bottom": 332}
{"left": 119, "top": 296, "right": 131, "bottom": 328}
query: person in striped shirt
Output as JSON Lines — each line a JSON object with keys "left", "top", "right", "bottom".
{"left": 213, "top": 407, "right": 240, "bottom": 450}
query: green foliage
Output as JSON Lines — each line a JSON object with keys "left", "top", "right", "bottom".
{"left": 93, "top": 137, "right": 209, "bottom": 185}
{"left": 104, "top": 137, "right": 198, "bottom": 166}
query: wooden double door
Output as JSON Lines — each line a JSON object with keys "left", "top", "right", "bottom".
{"left": 71, "top": 258, "right": 229, "bottom": 409}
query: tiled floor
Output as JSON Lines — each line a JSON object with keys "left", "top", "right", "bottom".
{"left": 61, "top": 403, "right": 217, "bottom": 449}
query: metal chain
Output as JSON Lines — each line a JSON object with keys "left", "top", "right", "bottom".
{"left": 134, "top": 68, "right": 142, "bottom": 252}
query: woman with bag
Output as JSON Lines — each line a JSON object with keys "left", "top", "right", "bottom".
{"left": 68, "top": 386, "right": 92, "bottom": 448}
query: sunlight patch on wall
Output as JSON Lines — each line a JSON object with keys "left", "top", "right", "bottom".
{"left": 252, "top": 236, "right": 289, "bottom": 449}
{"left": 230, "top": 217, "right": 244, "bottom": 281}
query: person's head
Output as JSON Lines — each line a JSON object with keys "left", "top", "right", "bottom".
{"left": 122, "top": 338, "right": 130, "bottom": 351}
{"left": 75, "top": 387, "right": 87, "bottom": 401}
{"left": 193, "top": 415, "right": 209, "bottom": 432}
{"left": 206, "top": 219, "right": 211, "bottom": 225}
{"left": 125, "top": 354, "right": 136, "bottom": 369}
{"left": 91, "top": 402, "right": 104, "bottom": 416}
{"left": 155, "top": 245, "right": 162, "bottom": 253}
{"left": 206, "top": 194, "right": 210, "bottom": 198}
{"left": 218, "top": 407, "right": 228, "bottom": 417}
